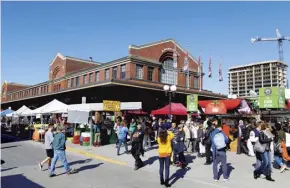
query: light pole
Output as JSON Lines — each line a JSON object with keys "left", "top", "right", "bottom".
{"left": 163, "top": 85, "right": 177, "bottom": 120}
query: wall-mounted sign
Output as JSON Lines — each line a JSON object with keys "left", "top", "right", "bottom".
{"left": 259, "top": 87, "right": 285, "bottom": 109}
{"left": 103, "top": 100, "right": 121, "bottom": 112}
{"left": 186, "top": 94, "right": 198, "bottom": 112}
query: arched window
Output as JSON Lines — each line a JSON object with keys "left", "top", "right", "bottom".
{"left": 160, "top": 58, "right": 177, "bottom": 85}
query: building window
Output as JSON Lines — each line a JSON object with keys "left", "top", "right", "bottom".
{"left": 136, "top": 65, "right": 143, "bottom": 79}
{"left": 84, "top": 75, "right": 88, "bottom": 84}
{"left": 96, "top": 72, "right": 100, "bottom": 82}
{"left": 160, "top": 58, "right": 177, "bottom": 85}
{"left": 71, "top": 78, "right": 74, "bottom": 87}
{"left": 67, "top": 79, "right": 71, "bottom": 88}
{"left": 41, "top": 87, "right": 43, "bottom": 94}
{"left": 194, "top": 76, "right": 199, "bottom": 89}
{"left": 76, "top": 77, "right": 79, "bottom": 86}
{"left": 113, "top": 67, "right": 117, "bottom": 79}
{"left": 148, "top": 67, "right": 154, "bottom": 81}
{"left": 121, "top": 65, "right": 126, "bottom": 79}
{"left": 105, "top": 69, "right": 110, "bottom": 80}
{"left": 89, "top": 73, "right": 93, "bottom": 83}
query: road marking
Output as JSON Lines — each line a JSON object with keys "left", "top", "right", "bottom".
{"left": 66, "top": 147, "right": 127, "bottom": 166}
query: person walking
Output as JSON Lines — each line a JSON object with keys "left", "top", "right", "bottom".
{"left": 169, "top": 123, "right": 179, "bottom": 165}
{"left": 117, "top": 120, "right": 129, "bottom": 156}
{"left": 93, "top": 120, "right": 101, "bottom": 147}
{"left": 273, "top": 123, "right": 287, "bottom": 173}
{"left": 197, "top": 123, "right": 205, "bottom": 157}
{"left": 158, "top": 128, "right": 174, "bottom": 187}
{"left": 191, "top": 122, "right": 199, "bottom": 153}
{"left": 253, "top": 123, "right": 275, "bottom": 182}
{"left": 49, "top": 127, "right": 76, "bottom": 177}
{"left": 210, "top": 123, "right": 229, "bottom": 181}
{"left": 131, "top": 124, "right": 145, "bottom": 170}
{"left": 39, "top": 124, "right": 54, "bottom": 170}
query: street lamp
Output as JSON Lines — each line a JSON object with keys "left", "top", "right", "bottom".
{"left": 163, "top": 84, "right": 177, "bottom": 120}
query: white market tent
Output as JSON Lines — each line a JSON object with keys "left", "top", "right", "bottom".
{"left": 6, "top": 105, "right": 29, "bottom": 117}
{"left": 20, "top": 107, "right": 36, "bottom": 116}
{"left": 30, "top": 99, "right": 68, "bottom": 115}
{"left": 67, "top": 102, "right": 142, "bottom": 112}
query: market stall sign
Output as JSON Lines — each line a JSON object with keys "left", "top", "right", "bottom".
{"left": 103, "top": 100, "right": 121, "bottom": 112}
{"left": 259, "top": 87, "right": 285, "bottom": 109}
{"left": 187, "top": 94, "right": 198, "bottom": 112}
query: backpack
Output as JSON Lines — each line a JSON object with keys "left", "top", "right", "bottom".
{"left": 213, "top": 132, "right": 226, "bottom": 150}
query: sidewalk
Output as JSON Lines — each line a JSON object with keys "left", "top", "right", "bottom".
{"left": 30, "top": 140, "right": 290, "bottom": 188}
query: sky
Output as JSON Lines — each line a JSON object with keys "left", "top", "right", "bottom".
{"left": 1, "top": 1, "right": 290, "bottom": 95}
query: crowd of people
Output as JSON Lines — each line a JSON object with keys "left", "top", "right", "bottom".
{"left": 112, "top": 116, "right": 290, "bottom": 186}
{"left": 38, "top": 115, "right": 290, "bottom": 186}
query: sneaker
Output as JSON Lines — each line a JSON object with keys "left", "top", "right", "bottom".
{"left": 67, "top": 169, "right": 77, "bottom": 175}
{"left": 223, "top": 178, "right": 229, "bottom": 182}
{"left": 38, "top": 163, "right": 42, "bottom": 170}
{"left": 280, "top": 165, "right": 287, "bottom": 173}
{"left": 214, "top": 179, "right": 218, "bottom": 182}
{"left": 49, "top": 174, "right": 56, "bottom": 178}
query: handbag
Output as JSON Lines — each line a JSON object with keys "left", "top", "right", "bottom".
{"left": 274, "top": 142, "right": 282, "bottom": 154}
{"left": 254, "top": 139, "right": 266, "bottom": 153}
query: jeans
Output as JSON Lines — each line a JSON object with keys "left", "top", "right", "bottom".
{"left": 213, "top": 150, "right": 228, "bottom": 180}
{"left": 143, "top": 134, "right": 151, "bottom": 149}
{"left": 49, "top": 150, "right": 70, "bottom": 175}
{"left": 254, "top": 151, "right": 271, "bottom": 176}
{"left": 159, "top": 157, "right": 170, "bottom": 181}
{"left": 274, "top": 155, "right": 283, "bottom": 166}
{"left": 117, "top": 138, "right": 128, "bottom": 155}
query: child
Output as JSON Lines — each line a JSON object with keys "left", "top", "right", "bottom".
{"left": 131, "top": 124, "right": 145, "bottom": 170}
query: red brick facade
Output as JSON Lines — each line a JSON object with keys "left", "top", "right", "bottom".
{"left": 2, "top": 39, "right": 215, "bottom": 104}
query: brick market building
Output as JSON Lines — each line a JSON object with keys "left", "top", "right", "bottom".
{"left": 1, "top": 39, "right": 226, "bottom": 111}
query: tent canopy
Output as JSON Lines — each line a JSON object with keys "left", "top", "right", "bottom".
{"left": 1, "top": 109, "right": 14, "bottom": 117}
{"left": 6, "top": 105, "right": 29, "bottom": 117}
{"left": 32, "top": 99, "right": 68, "bottom": 114}
{"left": 151, "top": 103, "right": 187, "bottom": 115}
{"left": 68, "top": 102, "right": 142, "bottom": 112}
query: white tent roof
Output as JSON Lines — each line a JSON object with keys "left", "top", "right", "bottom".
{"left": 6, "top": 105, "right": 29, "bottom": 117}
{"left": 20, "top": 107, "right": 35, "bottom": 116}
{"left": 31, "top": 99, "right": 68, "bottom": 114}
{"left": 67, "top": 102, "right": 142, "bottom": 112}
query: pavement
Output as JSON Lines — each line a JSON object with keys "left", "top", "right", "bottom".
{"left": 1, "top": 137, "right": 290, "bottom": 188}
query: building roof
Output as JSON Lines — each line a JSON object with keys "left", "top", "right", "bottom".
{"left": 229, "top": 60, "right": 288, "bottom": 70}
{"left": 130, "top": 38, "right": 200, "bottom": 65}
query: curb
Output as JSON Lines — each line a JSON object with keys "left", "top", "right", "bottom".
{"left": 66, "top": 147, "right": 127, "bottom": 166}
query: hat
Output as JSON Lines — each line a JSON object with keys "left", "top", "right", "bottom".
{"left": 178, "top": 124, "right": 184, "bottom": 129}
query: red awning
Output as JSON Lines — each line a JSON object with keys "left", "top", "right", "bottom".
{"left": 198, "top": 99, "right": 241, "bottom": 110}
{"left": 151, "top": 103, "right": 187, "bottom": 115}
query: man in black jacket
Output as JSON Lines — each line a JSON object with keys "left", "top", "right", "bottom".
{"left": 204, "top": 119, "right": 216, "bottom": 165}
{"left": 131, "top": 124, "right": 145, "bottom": 170}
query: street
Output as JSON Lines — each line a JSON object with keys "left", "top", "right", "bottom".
{"left": 1, "top": 138, "right": 289, "bottom": 188}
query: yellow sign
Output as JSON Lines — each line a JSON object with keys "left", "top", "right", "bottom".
{"left": 103, "top": 100, "right": 121, "bottom": 112}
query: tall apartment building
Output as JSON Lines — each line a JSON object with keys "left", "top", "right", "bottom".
{"left": 228, "top": 60, "right": 288, "bottom": 97}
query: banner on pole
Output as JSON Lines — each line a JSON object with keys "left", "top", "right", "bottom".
{"left": 186, "top": 94, "right": 198, "bottom": 112}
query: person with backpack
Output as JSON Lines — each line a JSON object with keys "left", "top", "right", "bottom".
{"left": 210, "top": 121, "right": 229, "bottom": 182}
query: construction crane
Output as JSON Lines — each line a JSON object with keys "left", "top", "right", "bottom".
{"left": 251, "top": 29, "right": 290, "bottom": 62}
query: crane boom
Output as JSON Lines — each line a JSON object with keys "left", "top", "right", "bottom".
{"left": 251, "top": 29, "right": 290, "bottom": 62}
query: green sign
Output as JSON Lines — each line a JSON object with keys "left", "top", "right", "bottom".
{"left": 187, "top": 94, "right": 198, "bottom": 112}
{"left": 259, "top": 87, "right": 285, "bottom": 108}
